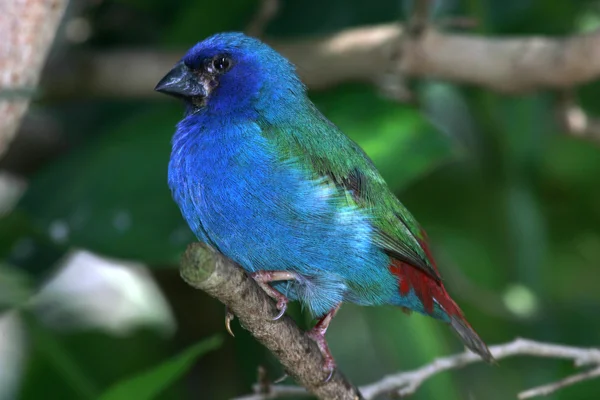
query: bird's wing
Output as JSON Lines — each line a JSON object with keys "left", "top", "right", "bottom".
{"left": 262, "top": 110, "right": 442, "bottom": 282}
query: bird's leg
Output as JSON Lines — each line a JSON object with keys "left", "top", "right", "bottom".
{"left": 251, "top": 270, "right": 299, "bottom": 320}
{"left": 307, "top": 303, "right": 341, "bottom": 382}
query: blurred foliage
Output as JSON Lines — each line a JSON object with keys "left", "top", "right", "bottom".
{"left": 98, "top": 335, "right": 222, "bottom": 400}
{"left": 0, "top": 263, "right": 32, "bottom": 310}
{"left": 1, "top": 0, "right": 600, "bottom": 399}
{"left": 18, "top": 105, "right": 192, "bottom": 264}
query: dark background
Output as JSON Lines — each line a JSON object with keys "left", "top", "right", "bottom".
{"left": 1, "top": 0, "right": 600, "bottom": 399}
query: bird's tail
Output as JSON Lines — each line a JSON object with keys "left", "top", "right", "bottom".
{"left": 427, "top": 275, "right": 494, "bottom": 362}
{"left": 448, "top": 310, "right": 494, "bottom": 362}
{"left": 390, "top": 258, "right": 494, "bottom": 362}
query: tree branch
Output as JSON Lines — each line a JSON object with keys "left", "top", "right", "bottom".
{"left": 0, "top": 0, "right": 69, "bottom": 159}
{"left": 179, "top": 243, "right": 363, "bottom": 400}
{"left": 43, "top": 21, "right": 600, "bottom": 144}
{"left": 44, "top": 23, "right": 600, "bottom": 98}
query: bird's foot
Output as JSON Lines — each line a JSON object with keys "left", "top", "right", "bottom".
{"left": 250, "top": 270, "right": 298, "bottom": 320}
{"left": 307, "top": 327, "right": 337, "bottom": 382}
{"left": 306, "top": 304, "right": 341, "bottom": 382}
{"left": 225, "top": 307, "right": 235, "bottom": 337}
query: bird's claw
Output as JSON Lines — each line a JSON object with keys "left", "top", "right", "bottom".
{"left": 273, "top": 373, "right": 289, "bottom": 384}
{"left": 273, "top": 297, "right": 288, "bottom": 320}
{"left": 324, "top": 367, "right": 334, "bottom": 383}
{"left": 250, "top": 270, "right": 294, "bottom": 321}
{"left": 225, "top": 307, "right": 235, "bottom": 337}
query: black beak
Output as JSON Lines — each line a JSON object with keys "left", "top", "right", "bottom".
{"left": 154, "top": 61, "right": 207, "bottom": 99}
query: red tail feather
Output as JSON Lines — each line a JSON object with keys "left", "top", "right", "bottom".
{"left": 388, "top": 231, "right": 494, "bottom": 362}
{"left": 389, "top": 258, "right": 460, "bottom": 317}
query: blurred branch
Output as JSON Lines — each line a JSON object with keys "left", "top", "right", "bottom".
{"left": 0, "top": 0, "right": 69, "bottom": 159}
{"left": 179, "top": 243, "right": 363, "bottom": 400}
{"left": 236, "top": 338, "right": 600, "bottom": 400}
{"left": 44, "top": 23, "right": 600, "bottom": 99}
{"left": 392, "top": 26, "right": 600, "bottom": 93}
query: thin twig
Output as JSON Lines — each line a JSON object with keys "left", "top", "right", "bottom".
{"left": 360, "top": 338, "right": 600, "bottom": 399}
{"left": 233, "top": 338, "right": 600, "bottom": 400}
{"left": 518, "top": 367, "right": 600, "bottom": 399}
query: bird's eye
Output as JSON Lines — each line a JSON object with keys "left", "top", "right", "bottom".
{"left": 210, "top": 56, "right": 231, "bottom": 73}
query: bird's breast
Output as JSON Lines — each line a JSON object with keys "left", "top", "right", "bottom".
{"left": 168, "top": 123, "right": 298, "bottom": 251}
{"left": 168, "top": 122, "right": 394, "bottom": 310}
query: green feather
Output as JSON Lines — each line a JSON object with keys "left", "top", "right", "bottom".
{"left": 260, "top": 105, "right": 442, "bottom": 282}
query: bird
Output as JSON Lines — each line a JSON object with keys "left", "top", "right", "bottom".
{"left": 155, "top": 32, "right": 493, "bottom": 379}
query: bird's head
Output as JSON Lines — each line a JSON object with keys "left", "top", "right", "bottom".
{"left": 155, "top": 32, "right": 305, "bottom": 117}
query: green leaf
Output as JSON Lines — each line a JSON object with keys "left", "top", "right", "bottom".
{"left": 98, "top": 335, "right": 222, "bottom": 400}
{"left": 23, "top": 312, "right": 99, "bottom": 400}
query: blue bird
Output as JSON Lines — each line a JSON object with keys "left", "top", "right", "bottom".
{"left": 155, "top": 32, "right": 493, "bottom": 377}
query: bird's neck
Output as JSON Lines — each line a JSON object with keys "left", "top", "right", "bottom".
{"left": 171, "top": 90, "right": 321, "bottom": 160}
